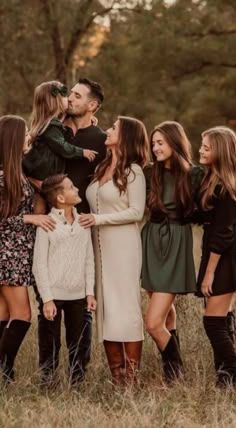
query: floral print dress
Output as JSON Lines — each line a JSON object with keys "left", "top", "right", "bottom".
{"left": 0, "top": 170, "right": 36, "bottom": 287}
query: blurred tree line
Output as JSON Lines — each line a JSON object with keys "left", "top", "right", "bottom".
{"left": 1, "top": 0, "right": 236, "bottom": 154}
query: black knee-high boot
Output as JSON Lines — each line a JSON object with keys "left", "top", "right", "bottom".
{"left": 0, "top": 319, "right": 30, "bottom": 382}
{"left": 0, "top": 321, "right": 8, "bottom": 340}
{"left": 161, "top": 334, "right": 184, "bottom": 382}
{"left": 203, "top": 316, "right": 236, "bottom": 386}
{"left": 227, "top": 312, "right": 236, "bottom": 345}
{"left": 214, "top": 312, "right": 236, "bottom": 371}
{"left": 169, "top": 329, "right": 180, "bottom": 347}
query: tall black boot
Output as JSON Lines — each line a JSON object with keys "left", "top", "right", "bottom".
{"left": 169, "top": 329, "right": 180, "bottom": 347}
{"left": 0, "top": 319, "right": 30, "bottom": 382}
{"left": 214, "top": 312, "right": 236, "bottom": 371}
{"left": 227, "top": 311, "right": 236, "bottom": 345}
{"left": 161, "top": 334, "right": 184, "bottom": 383}
{"left": 203, "top": 316, "right": 236, "bottom": 386}
{"left": 0, "top": 321, "right": 8, "bottom": 340}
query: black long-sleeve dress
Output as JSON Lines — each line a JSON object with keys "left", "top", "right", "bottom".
{"left": 196, "top": 185, "right": 236, "bottom": 296}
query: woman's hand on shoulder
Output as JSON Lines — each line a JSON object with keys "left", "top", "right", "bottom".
{"left": 79, "top": 213, "right": 96, "bottom": 228}
{"left": 24, "top": 214, "right": 56, "bottom": 231}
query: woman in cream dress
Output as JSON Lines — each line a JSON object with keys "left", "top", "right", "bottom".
{"left": 80, "top": 116, "right": 149, "bottom": 384}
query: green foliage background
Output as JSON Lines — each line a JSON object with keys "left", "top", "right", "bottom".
{"left": 1, "top": 0, "right": 236, "bottom": 156}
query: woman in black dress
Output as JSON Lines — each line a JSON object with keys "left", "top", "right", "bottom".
{"left": 0, "top": 115, "right": 55, "bottom": 382}
{"left": 197, "top": 126, "right": 236, "bottom": 386}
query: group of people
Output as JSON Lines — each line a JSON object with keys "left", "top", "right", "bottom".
{"left": 0, "top": 77, "right": 236, "bottom": 390}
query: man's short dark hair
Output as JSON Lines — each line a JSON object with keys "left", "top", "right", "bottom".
{"left": 78, "top": 78, "right": 104, "bottom": 105}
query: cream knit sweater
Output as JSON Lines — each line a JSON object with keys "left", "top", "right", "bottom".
{"left": 33, "top": 207, "right": 95, "bottom": 303}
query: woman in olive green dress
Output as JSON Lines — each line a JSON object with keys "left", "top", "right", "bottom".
{"left": 141, "top": 121, "right": 203, "bottom": 382}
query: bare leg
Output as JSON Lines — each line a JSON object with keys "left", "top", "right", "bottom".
{"left": 0, "top": 290, "right": 10, "bottom": 320}
{"left": 228, "top": 294, "right": 235, "bottom": 313}
{"left": 146, "top": 292, "right": 175, "bottom": 351}
{"left": 147, "top": 292, "right": 176, "bottom": 332}
{"left": 0, "top": 286, "right": 31, "bottom": 321}
{"left": 166, "top": 304, "right": 176, "bottom": 331}
{"left": 205, "top": 294, "right": 235, "bottom": 316}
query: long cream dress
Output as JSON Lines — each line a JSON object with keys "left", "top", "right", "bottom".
{"left": 86, "top": 163, "right": 146, "bottom": 343}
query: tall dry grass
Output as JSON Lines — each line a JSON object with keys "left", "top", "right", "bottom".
{"left": 1, "top": 227, "right": 236, "bottom": 428}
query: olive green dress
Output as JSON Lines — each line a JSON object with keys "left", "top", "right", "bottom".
{"left": 141, "top": 167, "right": 199, "bottom": 294}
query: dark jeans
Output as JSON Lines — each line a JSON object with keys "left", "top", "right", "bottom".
{"left": 37, "top": 295, "right": 92, "bottom": 384}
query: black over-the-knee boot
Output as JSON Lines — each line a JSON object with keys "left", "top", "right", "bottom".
{"left": 0, "top": 319, "right": 30, "bottom": 382}
{"left": 161, "top": 334, "right": 184, "bottom": 383}
{"left": 203, "top": 315, "right": 236, "bottom": 386}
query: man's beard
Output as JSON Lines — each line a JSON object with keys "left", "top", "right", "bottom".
{"left": 67, "top": 105, "right": 88, "bottom": 118}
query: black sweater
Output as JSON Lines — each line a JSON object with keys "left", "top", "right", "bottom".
{"left": 197, "top": 187, "right": 236, "bottom": 255}
{"left": 64, "top": 124, "right": 107, "bottom": 213}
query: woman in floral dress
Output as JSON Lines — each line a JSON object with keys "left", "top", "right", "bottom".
{"left": 0, "top": 115, "right": 55, "bottom": 382}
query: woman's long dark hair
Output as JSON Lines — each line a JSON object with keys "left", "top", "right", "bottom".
{"left": 148, "top": 121, "right": 193, "bottom": 216}
{"left": 93, "top": 116, "right": 149, "bottom": 193}
{"left": 0, "top": 115, "right": 26, "bottom": 219}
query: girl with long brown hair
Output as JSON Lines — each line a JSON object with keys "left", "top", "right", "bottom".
{"left": 79, "top": 116, "right": 149, "bottom": 385}
{"left": 0, "top": 115, "right": 55, "bottom": 383}
{"left": 23, "top": 80, "right": 97, "bottom": 183}
{"left": 142, "top": 121, "right": 203, "bottom": 383}
{"left": 196, "top": 126, "right": 236, "bottom": 386}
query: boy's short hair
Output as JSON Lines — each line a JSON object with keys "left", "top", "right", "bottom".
{"left": 41, "top": 174, "right": 67, "bottom": 206}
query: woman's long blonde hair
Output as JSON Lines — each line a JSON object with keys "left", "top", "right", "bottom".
{"left": 30, "top": 81, "right": 66, "bottom": 141}
{"left": 200, "top": 126, "right": 236, "bottom": 209}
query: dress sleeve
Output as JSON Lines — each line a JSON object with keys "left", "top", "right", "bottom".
{"left": 209, "top": 191, "right": 236, "bottom": 254}
{"left": 85, "top": 232, "right": 95, "bottom": 296}
{"left": 94, "top": 165, "right": 146, "bottom": 226}
{"left": 188, "top": 166, "right": 206, "bottom": 224}
{"left": 190, "top": 166, "right": 205, "bottom": 198}
{"left": 143, "top": 163, "right": 153, "bottom": 202}
{"left": 44, "top": 125, "right": 84, "bottom": 159}
{"left": 32, "top": 227, "right": 53, "bottom": 303}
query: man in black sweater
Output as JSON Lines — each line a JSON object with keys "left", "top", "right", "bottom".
{"left": 64, "top": 78, "right": 107, "bottom": 213}
{"left": 63, "top": 78, "right": 106, "bottom": 385}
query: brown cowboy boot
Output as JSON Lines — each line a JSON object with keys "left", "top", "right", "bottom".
{"left": 103, "top": 340, "right": 125, "bottom": 385}
{"left": 123, "top": 341, "right": 142, "bottom": 385}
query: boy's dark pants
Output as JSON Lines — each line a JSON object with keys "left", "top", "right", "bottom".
{"left": 37, "top": 297, "right": 92, "bottom": 384}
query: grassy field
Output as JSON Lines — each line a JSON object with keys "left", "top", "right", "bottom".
{"left": 1, "top": 227, "right": 236, "bottom": 428}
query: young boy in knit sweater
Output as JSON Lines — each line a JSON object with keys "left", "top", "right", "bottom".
{"left": 33, "top": 174, "right": 96, "bottom": 385}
